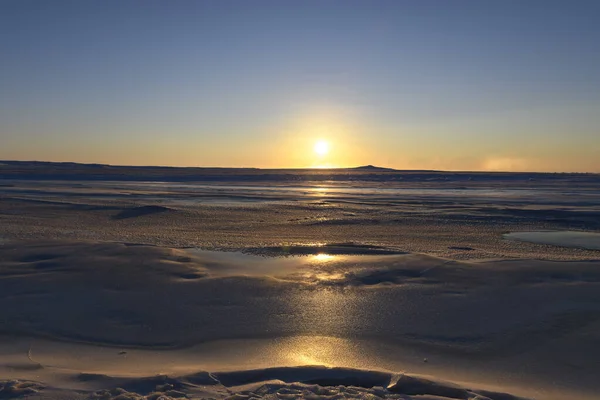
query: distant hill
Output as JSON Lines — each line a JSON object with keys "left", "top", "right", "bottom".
{"left": 352, "top": 165, "right": 395, "bottom": 171}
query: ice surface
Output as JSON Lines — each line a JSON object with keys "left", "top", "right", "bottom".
{"left": 1, "top": 165, "right": 600, "bottom": 399}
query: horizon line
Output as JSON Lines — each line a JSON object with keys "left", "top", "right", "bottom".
{"left": 0, "top": 159, "right": 598, "bottom": 175}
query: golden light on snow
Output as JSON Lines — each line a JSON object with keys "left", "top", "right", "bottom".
{"left": 314, "top": 140, "right": 329, "bottom": 156}
{"left": 277, "top": 336, "right": 363, "bottom": 368}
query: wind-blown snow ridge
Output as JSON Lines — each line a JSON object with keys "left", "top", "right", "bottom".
{"left": 68, "top": 366, "right": 530, "bottom": 400}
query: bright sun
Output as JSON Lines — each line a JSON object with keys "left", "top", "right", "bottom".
{"left": 314, "top": 140, "right": 329, "bottom": 156}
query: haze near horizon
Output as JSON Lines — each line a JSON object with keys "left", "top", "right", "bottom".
{"left": 1, "top": 0, "right": 599, "bottom": 172}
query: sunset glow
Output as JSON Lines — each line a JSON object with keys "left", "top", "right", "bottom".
{"left": 0, "top": 2, "right": 598, "bottom": 172}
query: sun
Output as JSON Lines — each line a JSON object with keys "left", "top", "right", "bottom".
{"left": 314, "top": 140, "right": 329, "bottom": 156}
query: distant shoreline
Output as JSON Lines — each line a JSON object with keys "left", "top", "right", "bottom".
{"left": 0, "top": 160, "right": 597, "bottom": 183}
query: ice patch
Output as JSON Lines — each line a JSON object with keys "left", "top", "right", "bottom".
{"left": 504, "top": 231, "right": 600, "bottom": 250}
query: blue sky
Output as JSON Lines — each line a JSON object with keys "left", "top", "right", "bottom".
{"left": 1, "top": 0, "right": 599, "bottom": 171}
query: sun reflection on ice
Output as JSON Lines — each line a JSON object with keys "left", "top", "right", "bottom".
{"left": 312, "top": 253, "right": 335, "bottom": 262}
{"left": 304, "top": 253, "right": 347, "bottom": 282}
{"left": 309, "top": 186, "right": 329, "bottom": 196}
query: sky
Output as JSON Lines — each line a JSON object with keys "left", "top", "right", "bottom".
{"left": 1, "top": 0, "right": 599, "bottom": 172}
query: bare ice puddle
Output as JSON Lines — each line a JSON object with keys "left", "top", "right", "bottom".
{"left": 186, "top": 244, "right": 404, "bottom": 277}
{"left": 504, "top": 231, "right": 600, "bottom": 251}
